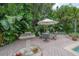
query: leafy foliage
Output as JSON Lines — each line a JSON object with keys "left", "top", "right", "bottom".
{"left": 48, "top": 4, "right": 79, "bottom": 33}
{"left": 69, "top": 32, "right": 79, "bottom": 38}
{"left": 1, "top": 3, "right": 79, "bottom": 46}
{"left": 0, "top": 3, "right": 54, "bottom": 45}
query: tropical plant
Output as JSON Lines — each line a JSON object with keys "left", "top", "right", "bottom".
{"left": 0, "top": 3, "right": 55, "bottom": 45}
{"left": 48, "top": 4, "right": 79, "bottom": 33}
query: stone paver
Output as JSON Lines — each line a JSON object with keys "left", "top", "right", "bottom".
{"left": 0, "top": 35, "right": 76, "bottom": 56}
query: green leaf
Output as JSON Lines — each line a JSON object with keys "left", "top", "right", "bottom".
{"left": 0, "top": 20, "right": 10, "bottom": 30}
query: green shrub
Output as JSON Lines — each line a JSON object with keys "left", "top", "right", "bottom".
{"left": 69, "top": 32, "right": 79, "bottom": 38}
{"left": 0, "top": 15, "right": 29, "bottom": 44}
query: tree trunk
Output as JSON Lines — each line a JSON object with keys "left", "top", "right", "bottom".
{"left": 74, "top": 19, "right": 77, "bottom": 33}
{"left": 0, "top": 32, "right": 3, "bottom": 46}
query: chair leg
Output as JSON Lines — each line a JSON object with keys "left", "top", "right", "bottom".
{"left": 51, "top": 36, "right": 56, "bottom": 40}
{"left": 43, "top": 39, "right": 47, "bottom": 41}
{"left": 54, "top": 37, "right": 56, "bottom": 40}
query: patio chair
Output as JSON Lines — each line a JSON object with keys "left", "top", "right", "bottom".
{"left": 50, "top": 32, "right": 57, "bottom": 40}
{"left": 19, "top": 32, "right": 35, "bottom": 40}
{"left": 41, "top": 32, "right": 50, "bottom": 41}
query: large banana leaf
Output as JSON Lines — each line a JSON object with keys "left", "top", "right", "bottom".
{"left": 0, "top": 20, "right": 10, "bottom": 30}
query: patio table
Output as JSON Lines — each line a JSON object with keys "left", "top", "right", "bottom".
{"left": 42, "top": 32, "right": 50, "bottom": 41}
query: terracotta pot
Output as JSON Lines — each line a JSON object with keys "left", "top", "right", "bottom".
{"left": 72, "top": 36, "right": 77, "bottom": 41}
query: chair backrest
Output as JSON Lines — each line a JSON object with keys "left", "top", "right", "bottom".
{"left": 21, "top": 32, "right": 32, "bottom": 36}
{"left": 42, "top": 33, "right": 50, "bottom": 39}
{"left": 25, "top": 32, "right": 32, "bottom": 36}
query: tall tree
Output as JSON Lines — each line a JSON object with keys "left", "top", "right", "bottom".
{"left": 50, "top": 4, "right": 79, "bottom": 33}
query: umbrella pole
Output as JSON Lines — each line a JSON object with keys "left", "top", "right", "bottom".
{"left": 46, "top": 25, "right": 49, "bottom": 33}
{"left": 44, "top": 25, "right": 47, "bottom": 32}
{"left": 44, "top": 25, "right": 46, "bottom": 32}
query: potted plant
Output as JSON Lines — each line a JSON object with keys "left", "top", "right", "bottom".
{"left": 69, "top": 33, "right": 79, "bottom": 41}
{"left": 72, "top": 36, "right": 77, "bottom": 41}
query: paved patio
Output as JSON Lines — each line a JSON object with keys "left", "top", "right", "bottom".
{"left": 0, "top": 35, "right": 77, "bottom": 56}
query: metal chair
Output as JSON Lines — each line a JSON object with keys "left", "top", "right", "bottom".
{"left": 42, "top": 32, "right": 50, "bottom": 41}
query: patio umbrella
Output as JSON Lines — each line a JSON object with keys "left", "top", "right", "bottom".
{"left": 38, "top": 18, "right": 58, "bottom": 25}
{"left": 38, "top": 18, "right": 58, "bottom": 32}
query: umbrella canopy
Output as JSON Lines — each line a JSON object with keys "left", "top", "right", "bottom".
{"left": 38, "top": 18, "right": 58, "bottom": 25}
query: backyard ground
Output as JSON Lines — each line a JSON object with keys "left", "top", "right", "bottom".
{"left": 0, "top": 34, "right": 77, "bottom": 56}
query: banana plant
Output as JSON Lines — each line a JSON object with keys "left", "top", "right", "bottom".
{"left": 0, "top": 19, "right": 10, "bottom": 31}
